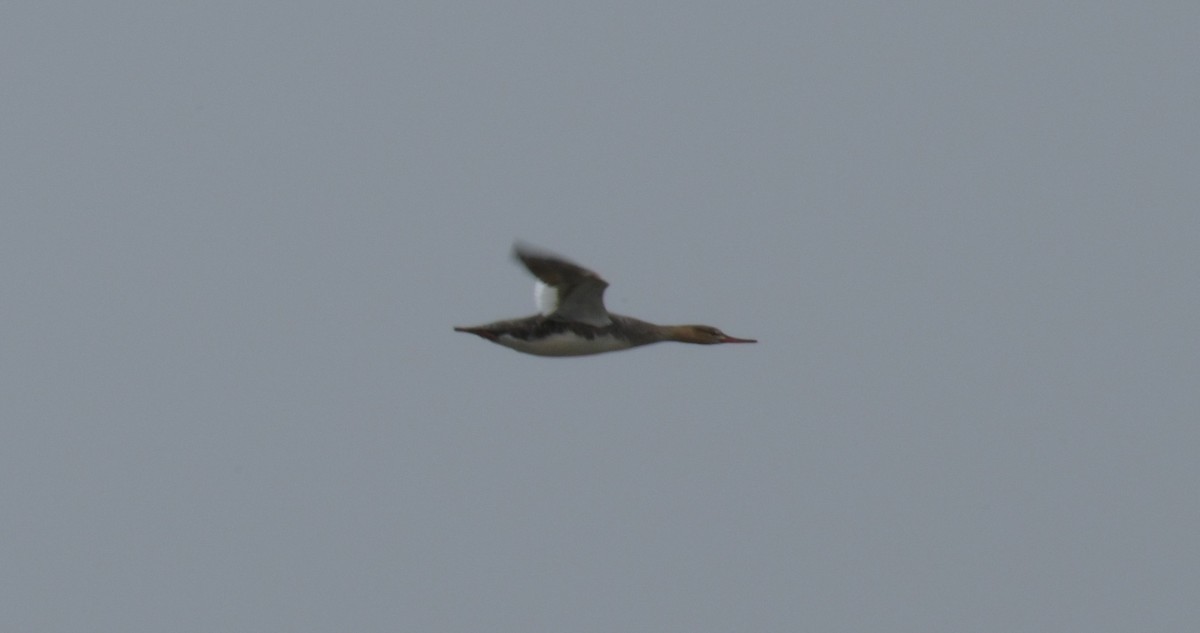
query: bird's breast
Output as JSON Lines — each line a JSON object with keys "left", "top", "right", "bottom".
{"left": 495, "top": 331, "right": 633, "bottom": 357}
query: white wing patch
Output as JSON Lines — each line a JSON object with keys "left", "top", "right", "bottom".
{"left": 534, "top": 281, "right": 558, "bottom": 316}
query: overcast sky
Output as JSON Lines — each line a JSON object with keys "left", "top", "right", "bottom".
{"left": 2, "top": 2, "right": 1198, "bottom": 632}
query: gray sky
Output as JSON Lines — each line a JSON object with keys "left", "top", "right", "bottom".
{"left": 3, "top": 2, "right": 1197, "bottom": 631}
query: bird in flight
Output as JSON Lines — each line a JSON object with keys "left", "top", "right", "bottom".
{"left": 454, "top": 242, "right": 756, "bottom": 357}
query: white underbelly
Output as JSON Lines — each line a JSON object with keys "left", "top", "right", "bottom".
{"left": 496, "top": 332, "right": 633, "bottom": 357}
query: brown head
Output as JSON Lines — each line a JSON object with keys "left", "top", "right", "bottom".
{"left": 665, "top": 325, "right": 757, "bottom": 346}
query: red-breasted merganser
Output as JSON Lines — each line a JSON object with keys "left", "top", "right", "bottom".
{"left": 454, "top": 243, "right": 757, "bottom": 356}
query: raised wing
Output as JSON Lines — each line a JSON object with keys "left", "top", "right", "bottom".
{"left": 513, "top": 242, "right": 611, "bottom": 326}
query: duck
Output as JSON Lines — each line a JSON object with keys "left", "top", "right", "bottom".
{"left": 454, "top": 242, "right": 756, "bottom": 356}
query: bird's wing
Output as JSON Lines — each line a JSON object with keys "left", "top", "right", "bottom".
{"left": 514, "top": 242, "right": 611, "bottom": 326}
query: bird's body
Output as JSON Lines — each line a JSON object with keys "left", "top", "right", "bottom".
{"left": 454, "top": 243, "right": 756, "bottom": 357}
